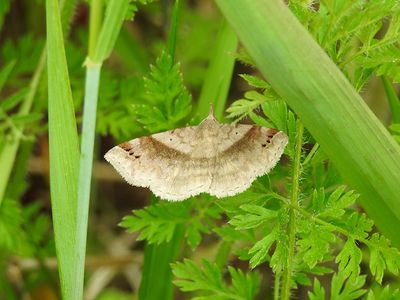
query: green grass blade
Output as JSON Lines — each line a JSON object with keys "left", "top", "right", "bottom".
{"left": 0, "top": 0, "right": 77, "bottom": 206}
{"left": 75, "top": 0, "right": 132, "bottom": 297}
{"left": 196, "top": 19, "right": 238, "bottom": 121}
{"left": 46, "top": 0, "right": 80, "bottom": 298}
{"left": 139, "top": 202, "right": 184, "bottom": 300}
{"left": 215, "top": 0, "right": 400, "bottom": 245}
{"left": 0, "top": 60, "right": 15, "bottom": 92}
{"left": 93, "top": 0, "right": 130, "bottom": 63}
{"left": 0, "top": 52, "right": 46, "bottom": 207}
{"left": 88, "top": 0, "right": 103, "bottom": 58}
{"left": 75, "top": 64, "right": 101, "bottom": 299}
{"left": 138, "top": 3, "right": 187, "bottom": 299}
{"left": 382, "top": 76, "right": 400, "bottom": 124}
{"left": 139, "top": 232, "right": 184, "bottom": 300}
{"left": 73, "top": 1, "right": 103, "bottom": 298}
{"left": 167, "top": 0, "right": 180, "bottom": 62}
{"left": 115, "top": 27, "right": 150, "bottom": 74}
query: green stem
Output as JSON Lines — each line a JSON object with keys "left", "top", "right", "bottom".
{"left": 281, "top": 121, "right": 304, "bottom": 300}
{"left": 167, "top": 0, "right": 180, "bottom": 62}
{"left": 74, "top": 1, "right": 103, "bottom": 297}
{"left": 382, "top": 76, "right": 400, "bottom": 124}
{"left": 270, "top": 192, "right": 380, "bottom": 250}
{"left": 88, "top": 0, "right": 103, "bottom": 58}
{"left": 75, "top": 63, "right": 101, "bottom": 299}
{"left": 291, "top": 204, "right": 375, "bottom": 248}
{"left": 196, "top": 19, "right": 238, "bottom": 121}
{"left": 0, "top": 0, "right": 78, "bottom": 206}
{"left": 303, "top": 143, "right": 319, "bottom": 165}
{"left": 339, "top": 36, "right": 400, "bottom": 68}
{"left": 0, "top": 49, "right": 46, "bottom": 206}
{"left": 274, "top": 272, "right": 281, "bottom": 300}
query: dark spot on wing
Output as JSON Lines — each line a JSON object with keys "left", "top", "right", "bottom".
{"left": 268, "top": 128, "right": 278, "bottom": 138}
{"left": 119, "top": 142, "right": 132, "bottom": 151}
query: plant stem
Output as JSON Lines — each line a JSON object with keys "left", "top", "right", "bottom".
{"left": 281, "top": 121, "right": 303, "bottom": 300}
{"left": 167, "top": 0, "right": 180, "bottom": 62}
{"left": 196, "top": 19, "right": 238, "bottom": 121}
{"left": 0, "top": 49, "right": 46, "bottom": 206}
{"left": 270, "top": 192, "right": 380, "bottom": 251}
{"left": 0, "top": 0, "right": 78, "bottom": 206}
{"left": 274, "top": 272, "right": 281, "bottom": 300}
{"left": 382, "top": 76, "right": 400, "bottom": 124}
{"left": 88, "top": 0, "right": 103, "bottom": 58}
{"left": 74, "top": 1, "right": 103, "bottom": 297}
{"left": 303, "top": 143, "right": 319, "bottom": 165}
{"left": 75, "top": 62, "right": 101, "bottom": 299}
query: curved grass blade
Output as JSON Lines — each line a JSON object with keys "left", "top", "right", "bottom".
{"left": 215, "top": 0, "right": 400, "bottom": 245}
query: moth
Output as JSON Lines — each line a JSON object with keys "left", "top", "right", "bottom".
{"left": 104, "top": 111, "right": 288, "bottom": 201}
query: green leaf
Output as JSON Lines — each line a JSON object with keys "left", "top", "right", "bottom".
{"left": 330, "top": 272, "right": 366, "bottom": 300}
{"left": 8, "top": 113, "right": 42, "bottom": 125}
{"left": 358, "top": 45, "right": 400, "bottom": 82}
{"left": 135, "top": 52, "right": 192, "bottom": 132}
{"left": 311, "top": 187, "right": 358, "bottom": 218}
{"left": 121, "top": 197, "right": 219, "bottom": 249}
{"left": 230, "top": 204, "right": 278, "bottom": 230}
{"left": 0, "top": 198, "right": 23, "bottom": 252}
{"left": 367, "top": 285, "right": 400, "bottom": 300}
{"left": 297, "top": 221, "right": 335, "bottom": 268}
{"left": 139, "top": 223, "right": 183, "bottom": 300}
{"left": 196, "top": 19, "right": 238, "bottom": 121}
{"left": 239, "top": 74, "right": 270, "bottom": 89}
{"left": 226, "top": 90, "right": 267, "bottom": 120}
{"left": 390, "top": 123, "right": 400, "bottom": 144}
{"left": 335, "top": 238, "right": 362, "bottom": 278}
{"left": 120, "top": 201, "right": 191, "bottom": 244}
{"left": 172, "top": 259, "right": 260, "bottom": 300}
{"left": 0, "top": 88, "right": 29, "bottom": 112}
{"left": 308, "top": 278, "right": 325, "bottom": 300}
{"left": 248, "top": 228, "right": 277, "bottom": 269}
{"left": 368, "top": 233, "right": 400, "bottom": 283}
{"left": 186, "top": 217, "right": 213, "bottom": 250}
{"left": 270, "top": 228, "right": 289, "bottom": 273}
{"left": 46, "top": 0, "right": 80, "bottom": 298}
{"left": 0, "top": 60, "right": 15, "bottom": 92}
{"left": 228, "top": 266, "right": 260, "bottom": 300}
{"left": 93, "top": 0, "right": 131, "bottom": 62}
{"left": 382, "top": 76, "right": 400, "bottom": 123}
{"left": 214, "top": 224, "right": 254, "bottom": 243}
{"left": 215, "top": 0, "right": 400, "bottom": 246}
{"left": 345, "top": 212, "right": 373, "bottom": 239}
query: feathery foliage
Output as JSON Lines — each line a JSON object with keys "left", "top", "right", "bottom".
{"left": 2, "top": 0, "right": 400, "bottom": 298}
{"left": 172, "top": 259, "right": 260, "bottom": 300}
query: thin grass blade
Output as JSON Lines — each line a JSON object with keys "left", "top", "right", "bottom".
{"left": 46, "top": 0, "right": 80, "bottom": 298}
{"left": 196, "top": 19, "right": 238, "bottom": 121}
{"left": 382, "top": 76, "right": 400, "bottom": 123}
{"left": 75, "top": 0, "right": 134, "bottom": 298}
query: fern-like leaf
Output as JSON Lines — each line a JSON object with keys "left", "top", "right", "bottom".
{"left": 172, "top": 259, "right": 260, "bottom": 300}
{"left": 368, "top": 233, "right": 400, "bottom": 283}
